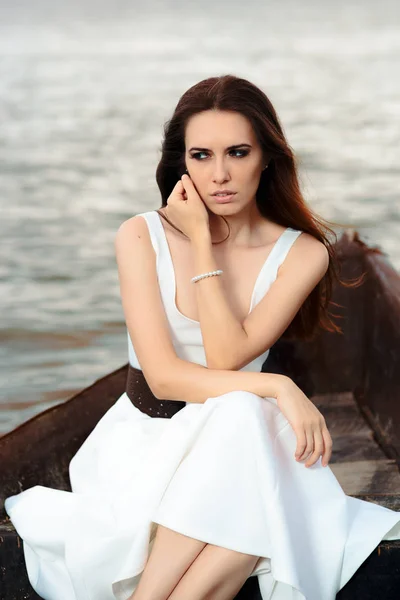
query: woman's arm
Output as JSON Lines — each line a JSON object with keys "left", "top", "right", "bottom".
{"left": 115, "top": 215, "right": 286, "bottom": 402}
{"left": 156, "top": 359, "right": 332, "bottom": 468}
{"left": 190, "top": 231, "right": 329, "bottom": 371}
{"left": 154, "top": 355, "right": 286, "bottom": 404}
{"left": 190, "top": 230, "right": 249, "bottom": 370}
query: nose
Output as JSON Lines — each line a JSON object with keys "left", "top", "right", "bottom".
{"left": 212, "top": 159, "right": 231, "bottom": 183}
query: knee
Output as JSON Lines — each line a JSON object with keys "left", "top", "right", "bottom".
{"left": 212, "top": 390, "right": 264, "bottom": 422}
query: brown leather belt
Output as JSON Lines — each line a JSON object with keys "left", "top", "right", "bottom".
{"left": 125, "top": 364, "right": 186, "bottom": 419}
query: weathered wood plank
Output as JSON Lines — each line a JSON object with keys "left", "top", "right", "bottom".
{"left": 331, "top": 460, "right": 400, "bottom": 496}
{"left": 313, "top": 391, "right": 390, "bottom": 463}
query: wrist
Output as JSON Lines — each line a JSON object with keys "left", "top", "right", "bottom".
{"left": 190, "top": 228, "right": 212, "bottom": 246}
{"left": 268, "top": 374, "right": 294, "bottom": 399}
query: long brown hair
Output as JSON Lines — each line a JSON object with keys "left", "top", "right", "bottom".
{"left": 154, "top": 74, "right": 365, "bottom": 341}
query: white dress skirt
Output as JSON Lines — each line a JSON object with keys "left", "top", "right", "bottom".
{"left": 5, "top": 388, "right": 400, "bottom": 600}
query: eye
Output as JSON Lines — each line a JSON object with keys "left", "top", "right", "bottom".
{"left": 190, "top": 149, "right": 249, "bottom": 160}
{"left": 230, "top": 149, "right": 249, "bottom": 158}
{"left": 191, "top": 151, "right": 208, "bottom": 160}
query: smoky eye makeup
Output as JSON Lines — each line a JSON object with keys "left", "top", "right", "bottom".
{"left": 189, "top": 148, "right": 250, "bottom": 160}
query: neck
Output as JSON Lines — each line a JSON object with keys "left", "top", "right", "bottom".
{"left": 208, "top": 202, "right": 266, "bottom": 247}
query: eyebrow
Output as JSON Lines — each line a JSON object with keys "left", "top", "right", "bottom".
{"left": 188, "top": 143, "right": 252, "bottom": 152}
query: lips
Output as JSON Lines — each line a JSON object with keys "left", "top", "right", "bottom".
{"left": 212, "top": 193, "right": 236, "bottom": 203}
{"left": 212, "top": 191, "right": 236, "bottom": 196}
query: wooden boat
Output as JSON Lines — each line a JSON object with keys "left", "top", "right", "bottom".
{"left": 1, "top": 229, "right": 399, "bottom": 600}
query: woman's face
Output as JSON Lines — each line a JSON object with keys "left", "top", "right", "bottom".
{"left": 184, "top": 109, "right": 267, "bottom": 214}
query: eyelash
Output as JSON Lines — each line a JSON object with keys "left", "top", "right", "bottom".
{"left": 190, "top": 149, "right": 250, "bottom": 160}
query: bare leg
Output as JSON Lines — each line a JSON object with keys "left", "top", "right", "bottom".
{"left": 129, "top": 524, "right": 207, "bottom": 600}
{"left": 167, "top": 543, "right": 261, "bottom": 600}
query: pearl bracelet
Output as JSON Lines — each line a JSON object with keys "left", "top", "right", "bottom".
{"left": 191, "top": 270, "right": 223, "bottom": 283}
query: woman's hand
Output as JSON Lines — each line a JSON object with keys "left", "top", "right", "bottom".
{"left": 276, "top": 377, "right": 333, "bottom": 468}
{"left": 165, "top": 174, "right": 210, "bottom": 240}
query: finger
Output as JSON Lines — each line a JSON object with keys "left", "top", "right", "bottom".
{"left": 178, "top": 182, "right": 186, "bottom": 195}
{"left": 181, "top": 174, "right": 200, "bottom": 198}
{"left": 169, "top": 181, "right": 186, "bottom": 203}
{"left": 305, "top": 428, "right": 324, "bottom": 468}
{"left": 180, "top": 176, "right": 193, "bottom": 197}
{"left": 294, "top": 426, "right": 307, "bottom": 461}
{"left": 296, "top": 426, "right": 314, "bottom": 461}
{"left": 321, "top": 426, "right": 333, "bottom": 467}
{"left": 169, "top": 180, "right": 183, "bottom": 198}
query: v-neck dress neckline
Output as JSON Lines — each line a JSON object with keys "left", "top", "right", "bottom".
{"left": 153, "top": 210, "right": 293, "bottom": 326}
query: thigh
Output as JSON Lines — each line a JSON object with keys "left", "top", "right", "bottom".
{"left": 132, "top": 524, "right": 208, "bottom": 600}
{"left": 168, "top": 542, "right": 260, "bottom": 600}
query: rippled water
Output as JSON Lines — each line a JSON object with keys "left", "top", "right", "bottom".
{"left": 1, "top": 0, "right": 399, "bottom": 435}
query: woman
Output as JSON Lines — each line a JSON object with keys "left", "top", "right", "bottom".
{"left": 5, "top": 74, "right": 400, "bottom": 600}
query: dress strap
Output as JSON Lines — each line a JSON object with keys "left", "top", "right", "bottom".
{"left": 274, "top": 228, "right": 304, "bottom": 275}
{"left": 251, "top": 228, "right": 304, "bottom": 309}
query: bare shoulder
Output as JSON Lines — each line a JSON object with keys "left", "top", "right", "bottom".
{"left": 115, "top": 214, "right": 150, "bottom": 242}
{"left": 280, "top": 230, "right": 330, "bottom": 277}
{"left": 114, "top": 213, "right": 177, "bottom": 396}
{"left": 114, "top": 214, "right": 159, "bottom": 263}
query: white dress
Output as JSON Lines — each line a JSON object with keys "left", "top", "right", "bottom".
{"left": 5, "top": 210, "right": 400, "bottom": 600}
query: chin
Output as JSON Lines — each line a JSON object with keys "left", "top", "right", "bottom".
{"left": 208, "top": 198, "right": 238, "bottom": 208}
{"left": 207, "top": 205, "right": 236, "bottom": 217}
